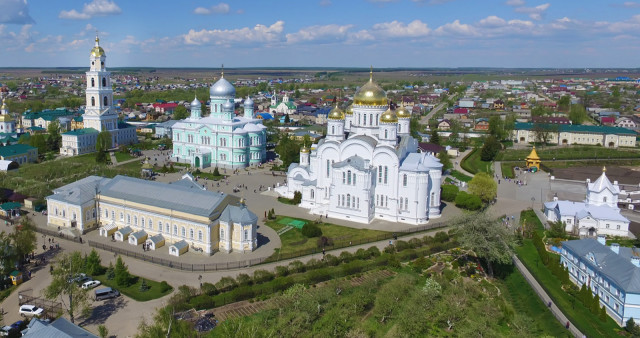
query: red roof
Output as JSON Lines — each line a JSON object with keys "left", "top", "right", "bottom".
{"left": 153, "top": 103, "right": 178, "bottom": 109}
{"left": 601, "top": 117, "right": 616, "bottom": 124}
{"left": 453, "top": 108, "right": 468, "bottom": 114}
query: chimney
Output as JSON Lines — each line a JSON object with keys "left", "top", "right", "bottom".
{"left": 597, "top": 235, "right": 606, "bottom": 246}
{"left": 611, "top": 243, "right": 620, "bottom": 255}
{"left": 632, "top": 257, "right": 640, "bottom": 268}
{"left": 553, "top": 193, "right": 558, "bottom": 202}
{"left": 586, "top": 178, "right": 591, "bottom": 183}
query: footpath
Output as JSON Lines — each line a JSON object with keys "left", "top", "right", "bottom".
{"left": 513, "top": 255, "right": 583, "bottom": 337}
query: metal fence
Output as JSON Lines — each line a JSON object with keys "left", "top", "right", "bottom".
{"left": 87, "top": 220, "right": 446, "bottom": 272}
{"left": 34, "top": 226, "right": 82, "bottom": 243}
{"left": 18, "top": 291, "right": 63, "bottom": 320}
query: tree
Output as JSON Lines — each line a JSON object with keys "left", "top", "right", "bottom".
{"left": 410, "top": 116, "right": 422, "bottom": 139}
{"left": 172, "top": 105, "right": 188, "bottom": 120}
{"left": 441, "top": 185, "right": 459, "bottom": 202}
{"left": 17, "top": 133, "right": 30, "bottom": 145}
{"left": 292, "top": 191, "right": 302, "bottom": 204}
{"left": 454, "top": 212, "right": 515, "bottom": 277}
{"left": 85, "top": 249, "right": 104, "bottom": 275}
{"left": 284, "top": 114, "right": 291, "bottom": 124}
{"left": 0, "top": 232, "right": 17, "bottom": 276}
{"left": 557, "top": 95, "right": 571, "bottom": 111}
{"left": 531, "top": 106, "right": 551, "bottom": 117}
{"left": 438, "top": 150, "right": 452, "bottom": 172}
{"left": 532, "top": 123, "right": 557, "bottom": 146}
{"left": 44, "top": 252, "right": 91, "bottom": 324}
{"left": 469, "top": 172, "right": 497, "bottom": 204}
{"left": 96, "top": 130, "right": 112, "bottom": 163}
{"left": 274, "top": 133, "right": 301, "bottom": 167}
{"left": 98, "top": 325, "right": 109, "bottom": 338}
{"left": 569, "top": 104, "right": 587, "bottom": 125}
{"left": 480, "top": 136, "right": 501, "bottom": 161}
{"left": 213, "top": 167, "right": 220, "bottom": 176}
{"left": 29, "top": 133, "right": 47, "bottom": 155}
{"left": 47, "top": 120, "right": 62, "bottom": 151}
{"left": 11, "top": 216, "right": 37, "bottom": 264}
{"left": 626, "top": 317, "right": 638, "bottom": 334}
{"left": 430, "top": 129, "right": 441, "bottom": 145}
{"left": 114, "top": 256, "right": 133, "bottom": 287}
{"left": 488, "top": 116, "right": 505, "bottom": 140}
{"left": 547, "top": 220, "right": 567, "bottom": 239}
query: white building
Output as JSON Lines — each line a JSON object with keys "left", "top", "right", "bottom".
{"left": 544, "top": 168, "right": 630, "bottom": 237}
{"left": 60, "top": 35, "right": 137, "bottom": 156}
{"left": 0, "top": 97, "right": 16, "bottom": 134}
{"left": 276, "top": 71, "right": 443, "bottom": 225}
{"left": 269, "top": 92, "right": 297, "bottom": 115}
{"left": 171, "top": 74, "right": 267, "bottom": 169}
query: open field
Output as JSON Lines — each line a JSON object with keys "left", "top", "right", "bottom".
{"left": 549, "top": 165, "right": 640, "bottom": 185}
{"left": 496, "top": 146, "right": 640, "bottom": 162}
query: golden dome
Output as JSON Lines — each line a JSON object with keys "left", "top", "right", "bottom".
{"left": 353, "top": 68, "right": 387, "bottom": 106}
{"left": 396, "top": 105, "right": 411, "bottom": 118}
{"left": 328, "top": 105, "right": 345, "bottom": 120}
{"left": 0, "top": 115, "right": 13, "bottom": 122}
{"left": 300, "top": 146, "right": 310, "bottom": 153}
{"left": 345, "top": 104, "right": 353, "bottom": 115}
{"left": 90, "top": 36, "right": 105, "bottom": 57}
{"left": 380, "top": 107, "right": 398, "bottom": 123}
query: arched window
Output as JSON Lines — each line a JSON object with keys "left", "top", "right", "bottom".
{"left": 221, "top": 228, "right": 225, "bottom": 238}
{"left": 198, "top": 230, "right": 203, "bottom": 241}
{"left": 347, "top": 194, "right": 351, "bottom": 208}
{"left": 347, "top": 170, "right": 352, "bottom": 184}
{"left": 102, "top": 77, "right": 106, "bottom": 87}
{"left": 112, "top": 211, "right": 115, "bottom": 219}
{"left": 91, "top": 97, "right": 95, "bottom": 106}
{"left": 166, "top": 224, "right": 170, "bottom": 233}
{"left": 378, "top": 166, "right": 382, "bottom": 183}
{"left": 120, "top": 212, "right": 124, "bottom": 221}
{"left": 244, "top": 229, "right": 249, "bottom": 241}
{"left": 189, "top": 229, "right": 194, "bottom": 239}
{"left": 149, "top": 219, "right": 153, "bottom": 230}
{"left": 311, "top": 190, "right": 315, "bottom": 199}
{"left": 91, "top": 78, "right": 95, "bottom": 87}
{"left": 331, "top": 126, "right": 335, "bottom": 134}
{"left": 181, "top": 226, "right": 186, "bottom": 237}
{"left": 327, "top": 160, "right": 330, "bottom": 177}
{"left": 103, "top": 96, "right": 108, "bottom": 106}
{"left": 370, "top": 114, "right": 373, "bottom": 125}
{"left": 405, "top": 198, "right": 409, "bottom": 210}
{"left": 173, "top": 225, "right": 178, "bottom": 235}
{"left": 431, "top": 192, "right": 436, "bottom": 206}
{"left": 105, "top": 209, "right": 109, "bottom": 218}
{"left": 133, "top": 216, "right": 137, "bottom": 226}
{"left": 63, "top": 210, "right": 66, "bottom": 218}
{"left": 363, "top": 114, "right": 367, "bottom": 125}
{"left": 603, "top": 197, "right": 608, "bottom": 203}
{"left": 384, "top": 166, "right": 388, "bottom": 184}
{"left": 385, "top": 129, "right": 388, "bottom": 138}
{"left": 353, "top": 174, "right": 356, "bottom": 185}
{"left": 127, "top": 214, "right": 131, "bottom": 224}
{"left": 92, "top": 208, "right": 96, "bottom": 218}
{"left": 158, "top": 221, "right": 162, "bottom": 232}
{"left": 403, "top": 174, "right": 407, "bottom": 187}
{"left": 141, "top": 217, "right": 145, "bottom": 228}
{"left": 342, "top": 172, "right": 346, "bottom": 184}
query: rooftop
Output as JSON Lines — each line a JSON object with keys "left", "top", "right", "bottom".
{"left": 515, "top": 122, "right": 636, "bottom": 135}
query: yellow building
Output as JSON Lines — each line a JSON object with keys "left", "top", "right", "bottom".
{"left": 525, "top": 146, "right": 541, "bottom": 170}
{"left": 46, "top": 174, "right": 258, "bottom": 255}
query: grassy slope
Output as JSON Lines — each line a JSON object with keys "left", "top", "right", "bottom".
{"left": 497, "top": 146, "right": 640, "bottom": 161}
{"left": 461, "top": 148, "right": 493, "bottom": 174}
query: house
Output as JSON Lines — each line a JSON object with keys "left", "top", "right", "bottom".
{"left": 71, "top": 116, "right": 83, "bottom": 130}
{"left": 153, "top": 102, "right": 178, "bottom": 114}
{"left": 458, "top": 98, "right": 475, "bottom": 108}
{"left": 453, "top": 108, "right": 468, "bottom": 115}
{"left": 560, "top": 237, "right": 640, "bottom": 326}
{"left": 474, "top": 118, "right": 489, "bottom": 131}
{"left": 255, "top": 112, "right": 274, "bottom": 120}
{"left": 532, "top": 116, "right": 571, "bottom": 125}
{"left": 615, "top": 117, "right": 639, "bottom": 131}
{"left": 418, "top": 142, "right": 445, "bottom": 156}
{"left": 513, "top": 122, "right": 637, "bottom": 148}
{"left": 493, "top": 99, "right": 505, "bottom": 110}
{"left": 401, "top": 96, "right": 415, "bottom": 107}
{"left": 0, "top": 144, "right": 37, "bottom": 164}
{"left": 290, "top": 130, "right": 322, "bottom": 142}
{"left": 601, "top": 116, "right": 616, "bottom": 126}
{"left": 154, "top": 119, "right": 179, "bottom": 139}
{"left": 438, "top": 119, "right": 451, "bottom": 130}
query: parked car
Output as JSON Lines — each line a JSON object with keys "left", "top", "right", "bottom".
{"left": 81, "top": 280, "right": 101, "bottom": 289}
{"left": 94, "top": 287, "right": 120, "bottom": 301}
{"left": 19, "top": 305, "right": 43, "bottom": 317}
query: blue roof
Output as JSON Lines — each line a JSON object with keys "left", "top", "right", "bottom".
{"left": 0, "top": 144, "right": 36, "bottom": 157}
{"left": 256, "top": 113, "right": 274, "bottom": 120}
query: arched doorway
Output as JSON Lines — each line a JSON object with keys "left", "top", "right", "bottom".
{"left": 608, "top": 142, "right": 615, "bottom": 147}
{"left": 588, "top": 227, "right": 596, "bottom": 237}
{"left": 520, "top": 137, "right": 525, "bottom": 142}
{"left": 195, "top": 156, "right": 200, "bottom": 168}
{"left": 562, "top": 139, "right": 568, "bottom": 145}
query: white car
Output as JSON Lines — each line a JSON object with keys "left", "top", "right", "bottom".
{"left": 19, "top": 305, "right": 43, "bottom": 317}
{"left": 81, "top": 280, "right": 101, "bottom": 289}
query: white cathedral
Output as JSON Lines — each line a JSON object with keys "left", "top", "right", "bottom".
{"left": 544, "top": 167, "right": 630, "bottom": 237}
{"left": 60, "top": 35, "right": 137, "bottom": 156}
{"left": 276, "top": 71, "right": 443, "bottom": 225}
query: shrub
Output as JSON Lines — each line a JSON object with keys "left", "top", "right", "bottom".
{"left": 339, "top": 251, "right": 353, "bottom": 263}
{"left": 200, "top": 282, "right": 216, "bottom": 296}
{"left": 441, "top": 184, "right": 459, "bottom": 202}
{"left": 288, "top": 260, "right": 305, "bottom": 273}
{"left": 306, "top": 258, "right": 323, "bottom": 270}
{"left": 355, "top": 248, "right": 369, "bottom": 260}
{"left": 213, "top": 167, "right": 220, "bottom": 176}
{"left": 324, "top": 254, "right": 340, "bottom": 266}
{"left": 301, "top": 223, "right": 322, "bottom": 238}
{"left": 236, "top": 273, "right": 252, "bottom": 286}
{"left": 383, "top": 245, "right": 396, "bottom": 254}
{"left": 317, "top": 236, "right": 333, "bottom": 247}
{"left": 395, "top": 240, "right": 410, "bottom": 252}
{"left": 253, "top": 270, "right": 275, "bottom": 284}
{"left": 190, "top": 294, "right": 215, "bottom": 310}
{"left": 455, "top": 191, "right": 483, "bottom": 210}
{"left": 274, "top": 265, "right": 289, "bottom": 277}
{"left": 307, "top": 268, "right": 332, "bottom": 284}
{"left": 292, "top": 191, "right": 302, "bottom": 204}
{"left": 215, "top": 276, "right": 237, "bottom": 293}
{"left": 408, "top": 238, "right": 422, "bottom": 249}
{"left": 160, "top": 281, "right": 171, "bottom": 293}
{"left": 434, "top": 231, "right": 449, "bottom": 243}
{"left": 366, "top": 246, "right": 381, "bottom": 257}
{"left": 139, "top": 279, "right": 150, "bottom": 292}
{"left": 114, "top": 256, "right": 133, "bottom": 287}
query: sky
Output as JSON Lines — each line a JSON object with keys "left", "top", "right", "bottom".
{"left": 0, "top": 0, "right": 640, "bottom": 68}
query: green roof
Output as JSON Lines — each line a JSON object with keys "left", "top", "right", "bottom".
{"left": 285, "top": 102, "right": 296, "bottom": 109}
{"left": 0, "top": 144, "right": 36, "bottom": 157}
{"left": 73, "top": 116, "right": 83, "bottom": 122}
{"left": 62, "top": 128, "right": 98, "bottom": 136}
{"left": 1, "top": 202, "right": 21, "bottom": 211}
{"left": 10, "top": 270, "right": 21, "bottom": 277}
{"left": 515, "top": 122, "right": 637, "bottom": 135}
{"left": 28, "top": 126, "right": 45, "bottom": 131}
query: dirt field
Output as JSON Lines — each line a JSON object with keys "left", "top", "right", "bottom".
{"left": 552, "top": 165, "right": 640, "bottom": 186}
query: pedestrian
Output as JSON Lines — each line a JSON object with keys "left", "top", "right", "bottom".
{"left": 48, "top": 238, "right": 51, "bottom": 244}
{"left": 565, "top": 321, "right": 570, "bottom": 329}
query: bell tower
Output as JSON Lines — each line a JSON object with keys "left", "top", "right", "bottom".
{"left": 83, "top": 34, "right": 117, "bottom": 132}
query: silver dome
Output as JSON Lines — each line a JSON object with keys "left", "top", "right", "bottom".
{"left": 209, "top": 77, "right": 236, "bottom": 98}
{"left": 243, "top": 96, "right": 254, "bottom": 107}
{"left": 223, "top": 100, "right": 234, "bottom": 110}
{"left": 191, "top": 97, "right": 201, "bottom": 108}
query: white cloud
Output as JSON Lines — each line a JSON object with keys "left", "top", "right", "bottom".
{"left": 434, "top": 20, "right": 479, "bottom": 36}
{"left": 286, "top": 24, "right": 353, "bottom": 44}
{"left": 479, "top": 15, "right": 507, "bottom": 27}
{"left": 0, "top": 0, "right": 35, "bottom": 24}
{"left": 505, "top": 0, "right": 525, "bottom": 6}
{"left": 514, "top": 3, "right": 550, "bottom": 20}
{"left": 319, "top": 0, "right": 332, "bottom": 6}
{"left": 59, "top": 0, "right": 121, "bottom": 20}
{"left": 193, "top": 3, "right": 230, "bottom": 15}
{"left": 184, "top": 21, "right": 285, "bottom": 46}
{"left": 606, "top": 14, "right": 640, "bottom": 33}
{"left": 371, "top": 20, "right": 431, "bottom": 38}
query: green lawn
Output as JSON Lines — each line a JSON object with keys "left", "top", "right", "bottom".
{"left": 450, "top": 169, "right": 472, "bottom": 182}
{"left": 92, "top": 274, "right": 173, "bottom": 302}
{"left": 516, "top": 211, "right": 622, "bottom": 337}
{"left": 114, "top": 151, "right": 135, "bottom": 162}
{"left": 277, "top": 197, "right": 298, "bottom": 205}
{"left": 496, "top": 146, "right": 640, "bottom": 162}
{"left": 501, "top": 162, "right": 516, "bottom": 179}
{"left": 192, "top": 171, "right": 223, "bottom": 181}
{"left": 461, "top": 148, "right": 493, "bottom": 174}
{"left": 502, "top": 270, "right": 571, "bottom": 337}
{"left": 265, "top": 216, "right": 390, "bottom": 257}
{"left": 543, "top": 159, "right": 640, "bottom": 170}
